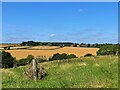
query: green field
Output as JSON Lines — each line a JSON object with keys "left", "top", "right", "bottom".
{"left": 2, "top": 56, "right": 118, "bottom": 88}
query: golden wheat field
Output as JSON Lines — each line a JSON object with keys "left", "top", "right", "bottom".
{"left": 28, "top": 46, "right": 60, "bottom": 50}
{"left": 5, "top": 47, "right": 99, "bottom": 60}
{"left": 0, "top": 44, "right": 20, "bottom": 47}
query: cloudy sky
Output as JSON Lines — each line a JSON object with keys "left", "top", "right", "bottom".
{"left": 2, "top": 2, "right": 118, "bottom": 43}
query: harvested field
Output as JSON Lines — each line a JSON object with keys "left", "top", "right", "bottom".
{"left": 5, "top": 47, "right": 99, "bottom": 60}
{"left": 0, "top": 44, "right": 20, "bottom": 48}
{"left": 28, "top": 46, "right": 60, "bottom": 50}
{"left": 10, "top": 46, "right": 30, "bottom": 50}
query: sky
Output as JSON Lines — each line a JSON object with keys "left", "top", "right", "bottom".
{"left": 2, "top": 2, "right": 118, "bottom": 44}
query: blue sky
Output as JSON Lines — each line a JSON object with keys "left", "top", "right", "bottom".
{"left": 2, "top": 2, "right": 118, "bottom": 43}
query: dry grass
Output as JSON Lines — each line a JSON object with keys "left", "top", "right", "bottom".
{"left": 5, "top": 47, "right": 99, "bottom": 60}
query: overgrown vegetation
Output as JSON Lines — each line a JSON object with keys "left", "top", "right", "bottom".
{"left": 2, "top": 56, "right": 118, "bottom": 88}
{"left": 97, "top": 44, "right": 119, "bottom": 55}
{"left": 17, "top": 55, "right": 34, "bottom": 66}
{"left": 0, "top": 51, "right": 15, "bottom": 68}
{"left": 0, "top": 51, "right": 34, "bottom": 68}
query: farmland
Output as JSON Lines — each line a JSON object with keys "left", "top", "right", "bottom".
{"left": 2, "top": 56, "right": 118, "bottom": 88}
{"left": 4, "top": 46, "right": 99, "bottom": 60}
{"left": 0, "top": 44, "right": 20, "bottom": 47}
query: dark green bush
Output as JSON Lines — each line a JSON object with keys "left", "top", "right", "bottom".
{"left": 1, "top": 51, "right": 15, "bottom": 68}
{"left": 17, "top": 55, "right": 34, "bottom": 66}
{"left": 84, "top": 53, "right": 93, "bottom": 57}
{"left": 97, "top": 45, "right": 118, "bottom": 55}
{"left": 67, "top": 54, "right": 77, "bottom": 58}
{"left": 49, "top": 53, "right": 67, "bottom": 60}
{"left": 49, "top": 53, "right": 77, "bottom": 61}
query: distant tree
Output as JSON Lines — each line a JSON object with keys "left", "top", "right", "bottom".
{"left": 97, "top": 44, "right": 118, "bottom": 55}
{"left": 47, "top": 43, "right": 52, "bottom": 46}
{"left": 87, "top": 44, "right": 91, "bottom": 47}
{"left": 94, "top": 43, "right": 99, "bottom": 48}
{"left": 73, "top": 44, "right": 77, "bottom": 47}
{"left": 20, "top": 41, "right": 75, "bottom": 46}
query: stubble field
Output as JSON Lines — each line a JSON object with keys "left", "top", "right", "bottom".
{"left": 5, "top": 47, "right": 99, "bottom": 60}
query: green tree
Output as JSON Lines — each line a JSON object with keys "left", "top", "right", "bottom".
{"left": 1, "top": 51, "right": 15, "bottom": 68}
{"left": 97, "top": 44, "right": 118, "bottom": 55}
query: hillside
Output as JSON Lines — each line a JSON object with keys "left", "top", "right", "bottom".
{"left": 2, "top": 56, "right": 118, "bottom": 88}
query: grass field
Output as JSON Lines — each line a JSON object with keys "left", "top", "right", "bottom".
{"left": 2, "top": 56, "right": 118, "bottom": 88}
{"left": 5, "top": 47, "right": 99, "bottom": 60}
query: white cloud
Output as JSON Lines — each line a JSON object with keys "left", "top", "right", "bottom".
{"left": 49, "top": 34, "right": 55, "bottom": 37}
{"left": 79, "top": 8, "right": 86, "bottom": 12}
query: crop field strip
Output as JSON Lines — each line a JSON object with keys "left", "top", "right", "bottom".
{"left": 5, "top": 47, "right": 99, "bottom": 60}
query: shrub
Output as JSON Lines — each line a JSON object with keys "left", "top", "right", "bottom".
{"left": 1, "top": 51, "right": 15, "bottom": 68}
{"left": 49, "top": 53, "right": 77, "bottom": 61}
{"left": 60, "top": 53, "right": 68, "bottom": 59}
{"left": 17, "top": 55, "right": 34, "bottom": 66}
{"left": 17, "top": 58, "right": 28, "bottom": 66}
{"left": 50, "top": 53, "right": 68, "bottom": 60}
{"left": 84, "top": 53, "right": 93, "bottom": 57}
{"left": 97, "top": 45, "right": 118, "bottom": 55}
{"left": 26, "top": 55, "right": 34, "bottom": 61}
{"left": 50, "top": 53, "right": 62, "bottom": 60}
{"left": 67, "top": 54, "right": 77, "bottom": 58}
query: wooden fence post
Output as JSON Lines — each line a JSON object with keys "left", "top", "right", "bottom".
{"left": 32, "top": 59, "right": 38, "bottom": 81}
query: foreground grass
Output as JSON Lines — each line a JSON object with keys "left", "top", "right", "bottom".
{"left": 2, "top": 56, "right": 118, "bottom": 88}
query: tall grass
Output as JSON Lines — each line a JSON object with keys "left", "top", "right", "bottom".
{"left": 2, "top": 56, "right": 118, "bottom": 88}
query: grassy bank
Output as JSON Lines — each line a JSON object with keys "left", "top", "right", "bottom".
{"left": 2, "top": 56, "right": 118, "bottom": 88}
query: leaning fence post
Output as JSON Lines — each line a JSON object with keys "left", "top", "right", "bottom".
{"left": 32, "top": 59, "right": 38, "bottom": 81}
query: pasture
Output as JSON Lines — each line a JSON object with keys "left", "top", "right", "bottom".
{"left": 5, "top": 47, "right": 99, "bottom": 60}
{"left": 2, "top": 56, "right": 118, "bottom": 88}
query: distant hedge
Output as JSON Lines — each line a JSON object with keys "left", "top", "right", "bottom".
{"left": 49, "top": 53, "right": 77, "bottom": 61}
{"left": 20, "top": 41, "right": 75, "bottom": 46}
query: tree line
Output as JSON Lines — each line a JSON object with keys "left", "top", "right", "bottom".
{"left": 20, "top": 41, "right": 119, "bottom": 48}
{"left": 20, "top": 41, "right": 75, "bottom": 46}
